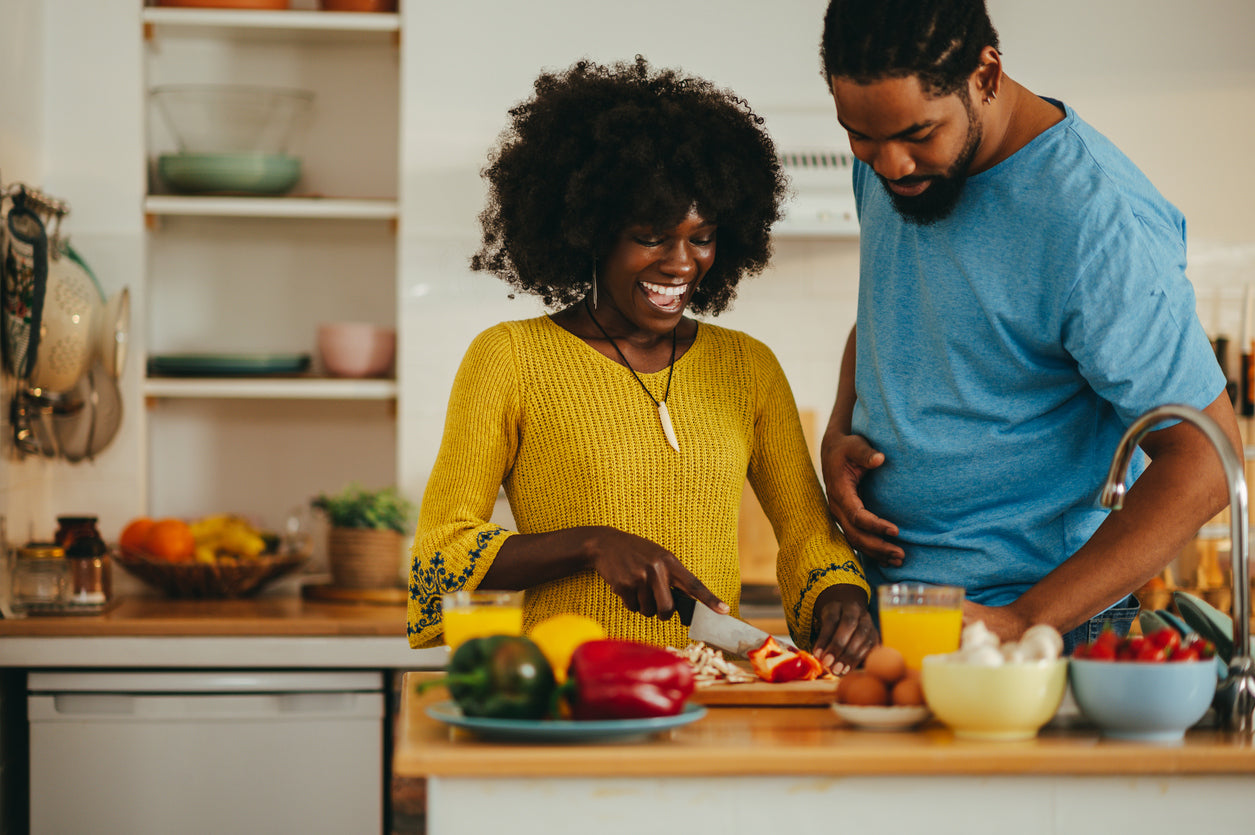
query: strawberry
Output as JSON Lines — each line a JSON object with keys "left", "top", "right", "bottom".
{"left": 1148, "top": 627, "right": 1181, "bottom": 655}
{"left": 1134, "top": 641, "right": 1166, "bottom": 662}
{"left": 1168, "top": 644, "right": 1200, "bottom": 662}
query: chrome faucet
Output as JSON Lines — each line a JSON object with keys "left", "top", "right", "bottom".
{"left": 1101, "top": 403, "right": 1255, "bottom": 734}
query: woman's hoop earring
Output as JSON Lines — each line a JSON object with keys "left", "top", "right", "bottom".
{"left": 591, "top": 261, "right": 598, "bottom": 309}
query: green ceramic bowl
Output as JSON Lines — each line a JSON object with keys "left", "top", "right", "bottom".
{"left": 157, "top": 152, "right": 301, "bottom": 195}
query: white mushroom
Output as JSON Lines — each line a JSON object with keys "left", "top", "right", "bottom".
{"left": 960, "top": 620, "right": 1000, "bottom": 651}
{"left": 1000, "top": 642, "right": 1030, "bottom": 663}
{"left": 1018, "top": 624, "right": 1064, "bottom": 661}
{"left": 962, "top": 644, "right": 1006, "bottom": 666}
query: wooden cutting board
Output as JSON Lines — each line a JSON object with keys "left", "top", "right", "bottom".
{"left": 690, "top": 678, "right": 838, "bottom": 706}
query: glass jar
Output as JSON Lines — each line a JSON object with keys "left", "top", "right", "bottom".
{"left": 55, "top": 515, "right": 109, "bottom": 607}
{"left": 13, "top": 543, "right": 70, "bottom": 612}
{"left": 55, "top": 515, "right": 107, "bottom": 555}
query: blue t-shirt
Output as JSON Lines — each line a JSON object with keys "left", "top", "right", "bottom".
{"left": 852, "top": 100, "right": 1224, "bottom": 606}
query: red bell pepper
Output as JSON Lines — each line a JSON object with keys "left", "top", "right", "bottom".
{"left": 562, "top": 639, "right": 695, "bottom": 720}
{"left": 748, "top": 636, "right": 825, "bottom": 683}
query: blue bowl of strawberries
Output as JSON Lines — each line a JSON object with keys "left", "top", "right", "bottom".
{"left": 1069, "top": 628, "right": 1220, "bottom": 742}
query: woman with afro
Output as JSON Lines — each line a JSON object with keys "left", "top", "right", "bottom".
{"left": 408, "top": 57, "right": 874, "bottom": 674}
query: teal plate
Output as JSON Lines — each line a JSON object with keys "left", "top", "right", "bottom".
{"left": 425, "top": 700, "right": 706, "bottom": 743}
{"left": 148, "top": 353, "right": 311, "bottom": 376}
{"left": 157, "top": 152, "right": 301, "bottom": 195}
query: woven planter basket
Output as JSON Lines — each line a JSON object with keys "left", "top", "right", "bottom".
{"left": 328, "top": 527, "right": 404, "bottom": 589}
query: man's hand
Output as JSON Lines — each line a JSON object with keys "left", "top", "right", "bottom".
{"left": 820, "top": 432, "right": 904, "bottom": 566}
{"left": 811, "top": 584, "right": 878, "bottom": 674}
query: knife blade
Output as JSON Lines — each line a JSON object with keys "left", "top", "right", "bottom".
{"left": 672, "top": 589, "right": 778, "bottom": 659}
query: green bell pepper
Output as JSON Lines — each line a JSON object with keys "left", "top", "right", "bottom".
{"left": 425, "top": 635, "right": 557, "bottom": 720}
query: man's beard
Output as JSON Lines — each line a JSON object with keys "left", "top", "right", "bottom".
{"left": 880, "top": 109, "right": 982, "bottom": 225}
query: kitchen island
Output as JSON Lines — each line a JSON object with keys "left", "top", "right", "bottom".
{"left": 397, "top": 671, "right": 1255, "bottom": 835}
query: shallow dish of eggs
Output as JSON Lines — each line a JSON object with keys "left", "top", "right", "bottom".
{"left": 831, "top": 644, "right": 932, "bottom": 731}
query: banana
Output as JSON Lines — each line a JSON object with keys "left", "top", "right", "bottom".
{"left": 191, "top": 515, "right": 269, "bottom": 561}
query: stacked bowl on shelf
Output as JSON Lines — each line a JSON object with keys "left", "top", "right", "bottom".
{"left": 151, "top": 85, "right": 313, "bottom": 195}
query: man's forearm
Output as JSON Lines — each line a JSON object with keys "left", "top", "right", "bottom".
{"left": 1011, "top": 394, "right": 1240, "bottom": 633}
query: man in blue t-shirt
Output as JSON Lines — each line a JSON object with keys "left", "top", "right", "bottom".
{"left": 811, "top": 0, "right": 1242, "bottom": 661}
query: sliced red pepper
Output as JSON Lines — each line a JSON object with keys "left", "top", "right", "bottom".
{"left": 747, "top": 636, "right": 824, "bottom": 683}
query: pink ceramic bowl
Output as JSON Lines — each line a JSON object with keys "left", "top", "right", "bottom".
{"left": 317, "top": 323, "right": 395, "bottom": 378}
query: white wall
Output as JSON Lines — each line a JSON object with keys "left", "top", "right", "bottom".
{"left": 1, "top": 0, "right": 398, "bottom": 576}
{"left": 397, "top": 0, "right": 1255, "bottom": 511}
{"left": 987, "top": 0, "right": 1255, "bottom": 341}
{"left": 1, "top": 0, "right": 48, "bottom": 554}
{"left": 1, "top": 0, "right": 146, "bottom": 554}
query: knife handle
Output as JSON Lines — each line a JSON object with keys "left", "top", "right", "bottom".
{"left": 672, "top": 588, "right": 697, "bottom": 627}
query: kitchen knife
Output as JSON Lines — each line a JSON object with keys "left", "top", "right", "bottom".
{"left": 673, "top": 590, "right": 780, "bottom": 659}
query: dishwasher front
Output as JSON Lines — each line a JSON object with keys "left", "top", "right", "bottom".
{"left": 28, "top": 670, "right": 384, "bottom": 835}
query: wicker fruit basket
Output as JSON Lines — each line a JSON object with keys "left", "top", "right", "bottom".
{"left": 114, "top": 547, "right": 309, "bottom": 599}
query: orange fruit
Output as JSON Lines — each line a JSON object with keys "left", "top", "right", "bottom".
{"left": 142, "top": 518, "right": 195, "bottom": 562}
{"left": 119, "top": 517, "right": 154, "bottom": 553}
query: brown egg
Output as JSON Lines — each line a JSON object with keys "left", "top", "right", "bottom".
{"left": 835, "top": 671, "right": 889, "bottom": 706}
{"left": 891, "top": 675, "right": 926, "bottom": 707}
{"left": 863, "top": 644, "right": 907, "bottom": 684}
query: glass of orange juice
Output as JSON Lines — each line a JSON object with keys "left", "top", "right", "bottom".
{"left": 877, "top": 583, "right": 965, "bottom": 670}
{"left": 441, "top": 590, "right": 524, "bottom": 651}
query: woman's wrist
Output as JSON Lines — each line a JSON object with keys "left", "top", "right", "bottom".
{"left": 573, "top": 525, "right": 613, "bottom": 573}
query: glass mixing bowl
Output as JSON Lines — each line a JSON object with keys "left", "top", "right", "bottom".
{"left": 151, "top": 84, "right": 314, "bottom": 155}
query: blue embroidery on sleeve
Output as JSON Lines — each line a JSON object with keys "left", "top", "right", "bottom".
{"left": 407, "top": 527, "right": 507, "bottom": 637}
{"left": 790, "top": 559, "right": 865, "bottom": 623}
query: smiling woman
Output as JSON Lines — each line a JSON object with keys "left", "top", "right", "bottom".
{"left": 407, "top": 57, "right": 877, "bottom": 675}
{"left": 470, "top": 56, "right": 782, "bottom": 316}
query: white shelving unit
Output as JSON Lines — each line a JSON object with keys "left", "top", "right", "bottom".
{"left": 144, "top": 376, "right": 396, "bottom": 400}
{"left": 141, "top": 7, "right": 401, "bottom": 34}
{"left": 139, "top": 4, "right": 402, "bottom": 524}
{"left": 144, "top": 195, "right": 399, "bottom": 222}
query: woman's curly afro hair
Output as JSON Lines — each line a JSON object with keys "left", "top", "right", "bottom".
{"left": 471, "top": 56, "right": 788, "bottom": 316}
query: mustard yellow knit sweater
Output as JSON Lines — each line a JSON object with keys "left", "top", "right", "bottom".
{"left": 407, "top": 316, "right": 867, "bottom": 650}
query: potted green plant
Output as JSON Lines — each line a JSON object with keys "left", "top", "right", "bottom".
{"left": 312, "top": 483, "right": 416, "bottom": 589}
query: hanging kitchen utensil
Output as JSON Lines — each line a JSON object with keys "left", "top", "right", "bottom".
{"left": 60, "top": 242, "right": 129, "bottom": 379}
{"left": 3, "top": 182, "right": 127, "bottom": 461}
{"left": 2, "top": 188, "right": 50, "bottom": 380}
{"left": 10, "top": 389, "right": 56, "bottom": 458}
{"left": 50, "top": 360, "right": 121, "bottom": 463}
{"left": 27, "top": 243, "right": 100, "bottom": 394}
{"left": 51, "top": 372, "right": 93, "bottom": 463}
{"left": 97, "top": 286, "right": 130, "bottom": 379}
{"left": 84, "top": 359, "right": 123, "bottom": 460}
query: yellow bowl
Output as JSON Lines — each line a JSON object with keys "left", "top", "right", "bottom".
{"left": 921, "top": 656, "right": 1067, "bottom": 741}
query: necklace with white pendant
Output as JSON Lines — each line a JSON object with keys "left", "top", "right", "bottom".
{"left": 585, "top": 298, "right": 682, "bottom": 452}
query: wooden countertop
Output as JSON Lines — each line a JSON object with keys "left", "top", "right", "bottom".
{"left": 0, "top": 596, "right": 787, "bottom": 639}
{"left": 0, "top": 596, "right": 782, "bottom": 671}
{"left": 395, "top": 671, "right": 1255, "bottom": 779}
{"left": 0, "top": 596, "right": 408, "bottom": 637}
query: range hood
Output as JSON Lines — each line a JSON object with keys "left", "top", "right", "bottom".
{"left": 774, "top": 149, "right": 859, "bottom": 238}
